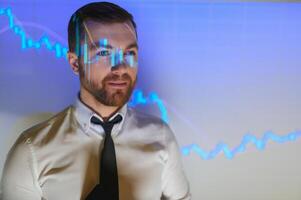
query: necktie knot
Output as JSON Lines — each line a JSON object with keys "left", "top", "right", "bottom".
{"left": 91, "top": 114, "right": 123, "bottom": 134}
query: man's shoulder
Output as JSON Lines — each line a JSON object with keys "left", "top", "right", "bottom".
{"left": 127, "top": 108, "right": 179, "bottom": 149}
{"left": 126, "top": 107, "right": 173, "bottom": 136}
{"left": 127, "top": 107, "right": 166, "bottom": 126}
{"left": 20, "top": 106, "right": 74, "bottom": 143}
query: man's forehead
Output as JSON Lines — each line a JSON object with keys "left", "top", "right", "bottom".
{"left": 83, "top": 20, "right": 137, "bottom": 49}
{"left": 83, "top": 20, "right": 136, "bottom": 39}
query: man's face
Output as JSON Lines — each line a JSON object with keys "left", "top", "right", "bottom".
{"left": 78, "top": 20, "right": 138, "bottom": 107}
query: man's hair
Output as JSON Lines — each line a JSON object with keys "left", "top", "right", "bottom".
{"left": 68, "top": 2, "right": 137, "bottom": 54}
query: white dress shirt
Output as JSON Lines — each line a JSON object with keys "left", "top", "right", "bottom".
{"left": 0, "top": 98, "right": 191, "bottom": 200}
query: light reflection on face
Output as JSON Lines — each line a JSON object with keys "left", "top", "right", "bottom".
{"left": 86, "top": 38, "right": 138, "bottom": 68}
{"left": 78, "top": 21, "right": 138, "bottom": 107}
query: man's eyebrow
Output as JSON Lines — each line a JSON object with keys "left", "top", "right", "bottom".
{"left": 89, "top": 41, "right": 138, "bottom": 50}
{"left": 125, "top": 43, "right": 138, "bottom": 50}
{"left": 99, "top": 43, "right": 113, "bottom": 49}
{"left": 89, "top": 41, "right": 113, "bottom": 49}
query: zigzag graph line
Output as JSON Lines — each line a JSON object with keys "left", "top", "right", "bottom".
{"left": 1, "top": 6, "right": 301, "bottom": 159}
{"left": 128, "top": 89, "right": 169, "bottom": 123}
{"left": 0, "top": 7, "right": 68, "bottom": 59}
{"left": 182, "top": 131, "right": 301, "bottom": 160}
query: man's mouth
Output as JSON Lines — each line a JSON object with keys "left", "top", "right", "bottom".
{"left": 107, "top": 81, "right": 128, "bottom": 89}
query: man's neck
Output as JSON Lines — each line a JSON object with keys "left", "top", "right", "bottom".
{"left": 79, "top": 88, "right": 120, "bottom": 120}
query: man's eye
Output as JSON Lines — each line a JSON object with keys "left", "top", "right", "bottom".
{"left": 97, "top": 50, "right": 111, "bottom": 56}
{"left": 124, "top": 51, "right": 136, "bottom": 56}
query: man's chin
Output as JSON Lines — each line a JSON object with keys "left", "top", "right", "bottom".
{"left": 100, "top": 90, "right": 130, "bottom": 107}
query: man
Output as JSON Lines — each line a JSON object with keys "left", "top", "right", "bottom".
{"left": 0, "top": 2, "right": 190, "bottom": 200}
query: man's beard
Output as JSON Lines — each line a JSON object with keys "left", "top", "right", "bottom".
{"left": 82, "top": 72, "right": 136, "bottom": 107}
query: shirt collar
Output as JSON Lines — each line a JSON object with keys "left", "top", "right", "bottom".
{"left": 73, "top": 96, "right": 127, "bottom": 136}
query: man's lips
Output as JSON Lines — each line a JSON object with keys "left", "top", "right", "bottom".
{"left": 107, "top": 81, "right": 128, "bottom": 89}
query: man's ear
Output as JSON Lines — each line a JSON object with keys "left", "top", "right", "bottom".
{"left": 67, "top": 51, "right": 80, "bottom": 75}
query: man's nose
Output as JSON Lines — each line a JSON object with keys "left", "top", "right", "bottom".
{"left": 110, "top": 50, "right": 128, "bottom": 72}
{"left": 111, "top": 62, "right": 128, "bottom": 75}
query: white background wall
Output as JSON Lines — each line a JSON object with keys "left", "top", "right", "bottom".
{"left": 0, "top": 1, "right": 301, "bottom": 199}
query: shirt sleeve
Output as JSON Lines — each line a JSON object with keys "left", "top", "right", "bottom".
{"left": 161, "top": 124, "right": 191, "bottom": 200}
{"left": 0, "top": 134, "right": 42, "bottom": 200}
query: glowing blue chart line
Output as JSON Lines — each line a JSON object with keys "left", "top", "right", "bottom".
{"left": 2, "top": 6, "right": 301, "bottom": 160}
{"left": 0, "top": 7, "right": 68, "bottom": 59}
{"left": 182, "top": 131, "right": 301, "bottom": 160}
{"left": 128, "top": 89, "right": 169, "bottom": 123}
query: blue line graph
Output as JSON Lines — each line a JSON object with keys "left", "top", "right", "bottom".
{"left": 182, "top": 130, "right": 301, "bottom": 160}
{"left": 0, "top": 7, "right": 68, "bottom": 59}
{"left": 129, "top": 89, "right": 169, "bottom": 123}
{"left": 1, "top": 6, "right": 301, "bottom": 160}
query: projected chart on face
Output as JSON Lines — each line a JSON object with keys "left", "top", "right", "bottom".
{"left": 1, "top": 6, "right": 301, "bottom": 160}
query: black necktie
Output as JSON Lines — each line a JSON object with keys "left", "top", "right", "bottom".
{"left": 86, "top": 114, "right": 122, "bottom": 200}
